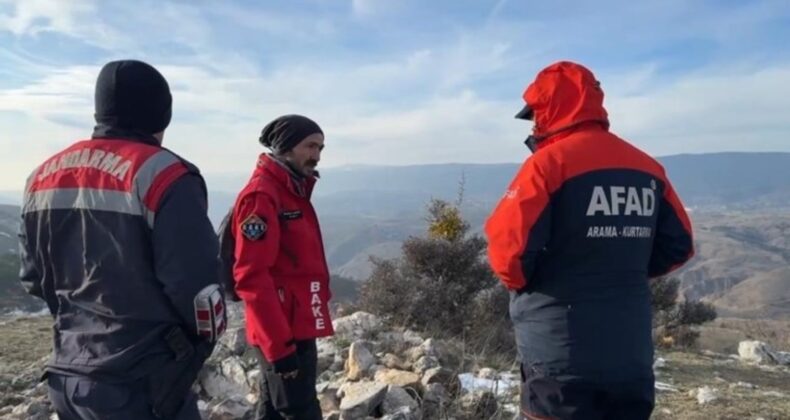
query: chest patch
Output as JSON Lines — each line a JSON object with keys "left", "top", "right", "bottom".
{"left": 280, "top": 210, "right": 303, "bottom": 220}
{"left": 240, "top": 214, "right": 267, "bottom": 241}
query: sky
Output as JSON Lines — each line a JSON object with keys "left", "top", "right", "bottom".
{"left": 1, "top": 0, "right": 789, "bottom": 191}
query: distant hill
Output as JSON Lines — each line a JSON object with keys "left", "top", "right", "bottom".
{"left": 3, "top": 152, "right": 790, "bottom": 222}
{"left": 314, "top": 152, "right": 790, "bottom": 211}
{"left": 0, "top": 205, "right": 38, "bottom": 313}
{"left": 334, "top": 241, "right": 403, "bottom": 280}
{"left": 714, "top": 267, "right": 790, "bottom": 320}
{"left": 301, "top": 152, "right": 790, "bottom": 281}
{"left": 660, "top": 153, "right": 790, "bottom": 209}
{"left": 0, "top": 192, "right": 20, "bottom": 206}
{"left": 1, "top": 152, "right": 789, "bottom": 317}
{"left": 675, "top": 212, "right": 790, "bottom": 320}
{"left": 0, "top": 205, "right": 19, "bottom": 255}
{"left": 0, "top": 253, "right": 43, "bottom": 314}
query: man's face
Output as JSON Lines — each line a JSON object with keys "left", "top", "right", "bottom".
{"left": 283, "top": 132, "right": 324, "bottom": 177}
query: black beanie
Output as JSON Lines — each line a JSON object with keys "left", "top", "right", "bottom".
{"left": 259, "top": 115, "right": 323, "bottom": 155}
{"left": 94, "top": 60, "right": 172, "bottom": 134}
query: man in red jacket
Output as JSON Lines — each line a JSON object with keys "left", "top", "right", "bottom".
{"left": 232, "top": 114, "right": 333, "bottom": 419}
{"left": 485, "top": 61, "right": 694, "bottom": 419}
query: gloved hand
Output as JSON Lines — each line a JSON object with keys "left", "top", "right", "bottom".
{"left": 267, "top": 352, "right": 316, "bottom": 417}
{"left": 272, "top": 351, "right": 300, "bottom": 379}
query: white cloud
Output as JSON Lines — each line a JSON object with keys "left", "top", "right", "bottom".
{"left": 602, "top": 64, "right": 660, "bottom": 97}
{"left": 606, "top": 64, "right": 790, "bottom": 154}
{"left": 325, "top": 90, "right": 523, "bottom": 165}
{"left": 0, "top": 0, "right": 94, "bottom": 36}
{"left": 0, "top": 66, "right": 98, "bottom": 113}
{"left": 486, "top": 0, "right": 509, "bottom": 23}
{"left": 436, "top": 36, "right": 512, "bottom": 91}
{"left": 0, "top": 112, "right": 85, "bottom": 188}
{"left": 211, "top": 3, "right": 338, "bottom": 42}
{"left": 350, "top": 0, "right": 404, "bottom": 18}
{"left": 0, "top": 0, "right": 132, "bottom": 50}
{"left": 0, "top": 65, "right": 94, "bottom": 119}
{"left": 1, "top": 0, "right": 789, "bottom": 191}
{"left": 0, "top": 43, "right": 526, "bottom": 189}
{"left": 0, "top": 0, "right": 221, "bottom": 56}
{"left": 3, "top": 52, "right": 790, "bottom": 190}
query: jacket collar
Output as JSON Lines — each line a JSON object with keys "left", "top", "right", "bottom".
{"left": 254, "top": 154, "right": 317, "bottom": 199}
{"left": 535, "top": 120, "right": 608, "bottom": 151}
{"left": 91, "top": 124, "right": 161, "bottom": 146}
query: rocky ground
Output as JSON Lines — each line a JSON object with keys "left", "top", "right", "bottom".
{"left": 1, "top": 309, "right": 789, "bottom": 420}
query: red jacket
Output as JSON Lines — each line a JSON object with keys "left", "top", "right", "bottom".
{"left": 486, "top": 61, "right": 694, "bottom": 291}
{"left": 484, "top": 61, "right": 694, "bottom": 381}
{"left": 232, "top": 154, "right": 333, "bottom": 362}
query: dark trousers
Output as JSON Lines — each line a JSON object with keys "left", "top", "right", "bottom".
{"left": 47, "top": 373, "right": 200, "bottom": 420}
{"left": 520, "top": 365, "right": 654, "bottom": 420}
{"left": 253, "top": 339, "right": 322, "bottom": 420}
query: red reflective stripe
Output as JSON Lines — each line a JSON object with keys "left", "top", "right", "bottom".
{"left": 214, "top": 301, "right": 224, "bottom": 314}
{"left": 30, "top": 167, "right": 131, "bottom": 192}
{"left": 143, "top": 163, "right": 188, "bottom": 211}
{"left": 196, "top": 310, "right": 211, "bottom": 321}
{"left": 28, "top": 139, "right": 160, "bottom": 193}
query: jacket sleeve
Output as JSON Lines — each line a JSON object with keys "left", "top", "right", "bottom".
{"left": 18, "top": 172, "right": 44, "bottom": 300}
{"left": 233, "top": 191, "right": 296, "bottom": 362}
{"left": 484, "top": 158, "right": 552, "bottom": 291}
{"left": 18, "top": 215, "right": 42, "bottom": 300}
{"left": 152, "top": 173, "right": 223, "bottom": 337}
{"left": 648, "top": 178, "right": 695, "bottom": 277}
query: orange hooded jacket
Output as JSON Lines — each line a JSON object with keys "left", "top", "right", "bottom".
{"left": 485, "top": 61, "right": 693, "bottom": 292}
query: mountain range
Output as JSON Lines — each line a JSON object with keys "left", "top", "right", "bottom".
{"left": 1, "top": 152, "right": 789, "bottom": 318}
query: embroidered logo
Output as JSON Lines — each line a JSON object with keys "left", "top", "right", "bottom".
{"left": 240, "top": 214, "right": 267, "bottom": 240}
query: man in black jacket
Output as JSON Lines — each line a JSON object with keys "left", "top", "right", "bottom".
{"left": 19, "top": 59, "right": 225, "bottom": 420}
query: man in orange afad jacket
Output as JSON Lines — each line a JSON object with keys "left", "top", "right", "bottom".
{"left": 485, "top": 61, "right": 694, "bottom": 420}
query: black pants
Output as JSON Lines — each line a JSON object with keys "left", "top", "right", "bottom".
{"left": 520, "top": 365, "right": 654, "bottom": 420}
{"left": 47, "top": 373, "right": 200, "bottom": 420}
{"left": 253, "top": 340, "right": 322, "bottom": 420}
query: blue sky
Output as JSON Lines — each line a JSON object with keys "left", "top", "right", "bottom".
{"left": 1, "top": 0, "right": 789, "bottom": 190}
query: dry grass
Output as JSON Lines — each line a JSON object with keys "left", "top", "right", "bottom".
{"left": 698, "top": 317, "right": 790, "bottom": 354}
{"left": 653, "top": 351, "right": 790, "bottom": 420}
{"left": 0, "top": 315, "right": 52, "bottom": 408}
{"left": 2, "top": 315, "right": 789, "bottom": 419}
{"left": 0, "top": 315, "right": 51, "bottom": 371}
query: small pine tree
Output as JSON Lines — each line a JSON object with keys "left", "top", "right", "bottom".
{"left": 426, "top": 196, "right": 469, "bottom": 242}
{"left": 650, "top": 277, "right": 717, "bottom": 348}
{"left": 358, "top": 199, "right": 515, "bottom": 359}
